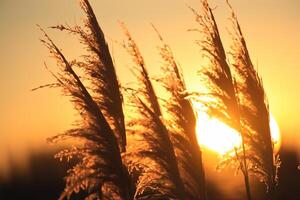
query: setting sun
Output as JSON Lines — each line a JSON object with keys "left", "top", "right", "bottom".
{"left": 196, "top": 112, "right": 281, "bottom": 155}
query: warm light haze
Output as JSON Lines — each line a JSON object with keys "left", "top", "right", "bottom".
{"left": 0, "top": 0, "right": 299, "bottom": 199}
{"left": 196, "top": 113, "right": 281, "bottom": 155}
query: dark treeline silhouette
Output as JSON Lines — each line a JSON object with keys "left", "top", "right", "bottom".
{"left": 275, "top": 148, "right": 300, "bottom": 200}
{"left": 0, "top": 148, "right": 298, "bottom": 200}
{"left": 0, "top": 149, "right": 85, "bottom": 200}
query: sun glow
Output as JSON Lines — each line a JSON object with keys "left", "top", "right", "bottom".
{"left": 196, "top": 112, "right": 281, "bottom": 155}
{"left": 270, "top": 114, "right": 281, "bottom": 153}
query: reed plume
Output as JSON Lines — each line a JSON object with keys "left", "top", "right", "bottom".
{"left": 189, "top": 1, "right": 239, "bottom": 129}
{"left": 226, "top": 1, "right": 280, "bottom": 195}
{"left": 38, "top": 0, "right": 130, "bottom": 198}
{"left": 52, "top": 0, "right": 126, "bottom": 153}
{"left": 39, "top": 27, "right": 129, "bottom": 199}
{"left": 189, "top": 1, "right": 252, "bottom": 199}
{"left": 120, "top": 23, "right": 185, "bottom": 199}
{"left": 152, "top": 25, "right": 207, "bottom": 200}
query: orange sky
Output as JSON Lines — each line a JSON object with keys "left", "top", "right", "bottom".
{"left": 0, "top": 0, "right": 299, "bottom": 177}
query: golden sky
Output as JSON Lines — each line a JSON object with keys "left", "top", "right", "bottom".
{"left": 0, "top": 0, "right": 299, "bottom": 176}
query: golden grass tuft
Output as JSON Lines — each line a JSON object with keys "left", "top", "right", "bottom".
{"left": 152, "top": 25, "right": 207, "bottom": 200}
{"left": 226, "top": 1, "right": 280, "bottom": 195}
{"left": 120, "top": 23, "right": 185, "bottom": 199}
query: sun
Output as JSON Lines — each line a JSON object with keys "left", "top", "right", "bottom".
{"left": 195, "top": 112, "right": 281, "bottom": 155}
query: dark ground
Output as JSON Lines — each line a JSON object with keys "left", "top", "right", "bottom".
{"left": 0, "top": 148, "right": 299, "bottom": 200}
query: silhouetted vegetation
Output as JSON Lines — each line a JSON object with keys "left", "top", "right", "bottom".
{"left": 27, "top": 0, "right": 294, "bottom": 199}
{"left": 227, "top": 2, "right": 280, "bottom": 196}
{"left": 153, "top": 25, "right": 207, "bottom": 200}
{"left": 120, "top": 23, "right": 185, "bottom": 199}
{"left": 189, "top": 1, "right": 280, "bottom": 199}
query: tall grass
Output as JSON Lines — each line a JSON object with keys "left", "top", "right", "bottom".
{"left": 189, "top": 0, "right": 252, "bottom": 199}
{"left": 38, "top": 0, "right": 281, "bottom": 199}
{"left": 38, "top": 0, "right": 130, "bottom": 199}
{"left": 52, "top": 0, "right": 126, "bottom": 153}
{"left": 152, "top": 25, "right": 207, "bottom": 200}
{"left": 120, "top": 23, "right": 185, "bottom": 199}
{"left": 39, "top": 28, "right": 129, "bottom": 199}
{"left": 226, "top": 1, "right": 280, "bottom": 196}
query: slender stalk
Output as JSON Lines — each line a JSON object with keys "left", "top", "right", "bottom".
{"left": 241, "top": 136, "right": 252, "bottom": 200}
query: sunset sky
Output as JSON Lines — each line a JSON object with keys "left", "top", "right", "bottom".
{"left": 0, "top": 0, "right": 299, "bottom": 179}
